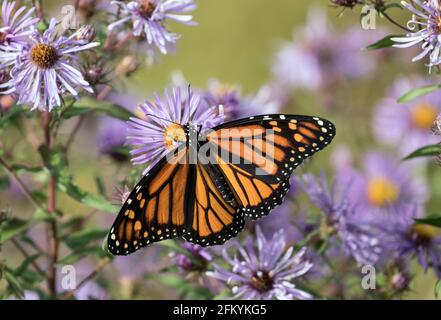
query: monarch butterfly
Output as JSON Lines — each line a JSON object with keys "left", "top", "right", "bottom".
{"left": 108, "top": 114, "right": 335, "bottom": 255}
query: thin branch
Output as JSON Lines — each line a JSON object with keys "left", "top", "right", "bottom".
{"left": 0, "top": 157, "right": 46, "bottom": 212}
{"left": 42, "top": 110, "right": 59, "bottom": 299}
{"left": 61, "top": 258, "right": 110, "bottom": 300}
{"left": 11, "top": 238, "right": 46, "bottom": 278}
{"left": 381, "top": 11, "right": 412, "bottom": 32}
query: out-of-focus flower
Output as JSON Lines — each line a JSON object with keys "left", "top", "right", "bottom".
{"left": 203, "top": 80, "right": 285, "bottom": 121}
{"left": 207, "top": 226, "right": 313, "bottom": 300}
{"left": 98, "top": 92, "right": 139, "bottom": 159}
{"left": 373, "top": 78, "right": 441, "bottom": 157}
{"left": 299, "top": 173, "right": 383, "bottom": 265}
{"left": 172, "top": 243, "right": 213, "bottom": 273}
{"left": 272, "top": 7, "right": 380, "bottom": 91}
{"left": 336, "top": 152, "right": 427, "bottom": 221}
{"left": 75, "top": 282, "right": 108, "bottom": 300}
{"left": 126, "top": 87, "right": 224, "bottom": 173}
{"left": 380, "top": 207, "right": 441, "bottom": 278}
{"left": 108, "top": 0, "right": 197, "bottom": 54}
{"left": 115, "top": 55, "right": 140, "bottom": 77}
{"left": 0, "top": 0, "right": 39, "bottom": 48}
{"left": 78, "top": 0, "right": 97, "bottom": 18}
{"left": 203, "top": 80, "right": 247, "bottom": 120}
{"left": 0, "top": 19, "right": 99, "bottom": 111}
{"left": 392, "top": 0, "right": 441, "bottom": 69}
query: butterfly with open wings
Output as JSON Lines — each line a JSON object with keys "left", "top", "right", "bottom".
{"left": 108, "top": 109, "right": 335, "bottom": 255}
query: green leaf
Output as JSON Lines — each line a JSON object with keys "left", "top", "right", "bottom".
{"left": 9, "top": 164, "right": 45, "bottom": 175}
{"left": 398, "top": 84, "right": 441, "bottom": 103}
{"left": 402, "top": 144, "right": 441, "bottom": 161}
{"left": 58, "top": 246, "right": 111, "bottom": 265}
{"left": 0, "top": 218, "right": 30, "bottom": 244}
{"left": 63, "top": 98, "right": 134, "bottom": 121}
{"left": 57, "top": 178, "right": 116, "bottom": 213}
{"left": 0, "top": 105, "right": 26, "bottom": 130}
{"left": 39, "top": 145, "right": 116, "bottom": 213}
{"left": 4, "top": 268, "right": 24, "bottom": 299}
{"left": 150, "top": 274, "right": 213, "bottom": 299}
{"left": 415, "top": 215, "right": 441, "bottom": 228}
{"left": 435, "top": 280, "right": 441, "bottom": 299}
{"left": 94, "top": 175, "right": 106, "bottom": 196}
{"left": 363, "top": 35, "right": 398, "bottom": 51}
{"left": 63, "top": 229, "right": 109, "bottom": 250}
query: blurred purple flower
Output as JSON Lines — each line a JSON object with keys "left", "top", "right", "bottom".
{"left": 126, "top": 87, "right": 224, "bottom": 173}
{"left": 75, "top": 282, "right": 108, "bottom": 300}
{"left": 97, "top": 93, "right": 140, "bottom": 160}
{"left": 203, "top": 80, "right": 285, "bottom": 121}
{"left": 373, "top": 78, "right": 441, "bottom": 157}
{"left": 207, "top": 226, "right": 313, "bottom": 300}
{"left": 0, "top": 0, "right": 39, "bottom": 66}
{"left": 272, "top": 7, "right": 380, "bottom": 90}
{"left": 108, "top": 0, "right": 197, "bottom": 54}
{"left": 335, "top": 152, "right": 427, "bottom": 222}
{"left": 392, "top": 0, "right": 441, "bottom": 69}
{"left": 0, "top": 19, "right": 99, "bottom": 111}
{"left": 299, "top": 173, "right": 383, "bottom": 265}
{"left": 380, "top": 206, "right": 441, "bottom": 278}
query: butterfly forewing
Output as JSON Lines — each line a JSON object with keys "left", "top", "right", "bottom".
{"left": 205, "top": 114, "right": 335, "bottom": 219}
{"left": 107, "top": 148, "right": 189, "bottom": 255}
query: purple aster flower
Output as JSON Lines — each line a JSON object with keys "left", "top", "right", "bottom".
{"left": 126, "top": 87, "right": 224, "bottom": 173}
{"left": 272, "top": 7, "right": 381, "bottom": 91}
{"left": 0, "top": 0, "right": 39, "bottom": 49}
{"left": 373, "top": 78, "right": 441, "bottom": 157}
{"left": 108, "top": 0, "right": 197, "bottom": 54}
{"left": 380, "top": 206, "right": 441, "bottom": 278}
{"left": 172, "top": 243, "right": 213, "bottom": 273}
{"left": 207, "top": 226, "right": 313, "bottom": 300}
{"left": 392, "top": 0, "right": 441, "bottom": 69}
{"left": 299, "top": 173, "right": 383, "bottom": 266}
{"left": 335, "top": 152, "right": 427, "bottom": 222}
{"left": 0, "top": 19, "right": 99, "bottom": 111}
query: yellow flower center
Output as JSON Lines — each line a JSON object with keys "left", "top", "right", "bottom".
{"left": 163, "top": 123, "right": 186, "bottom": 148}
{"left": 30, "top": 44, "right": 59, "bottom": 69}
{"left": 250, "top": 270, "right": 273, "bottom": 293}
{"left": 139, "top": 0, "right": 156, "bottom": 19}
{"left": 366, "top": 177, "right": 400, "bottom": 207}
{"left": 408, "top": 224, "right": 440, "bottom": 245}
{"left": 411, "top": 103, "right": 438, "bottom": 130}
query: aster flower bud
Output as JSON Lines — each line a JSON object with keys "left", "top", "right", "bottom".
{"left": 75, "top": 25, "right": 96, "bottom": 42}
{"left": 433, "top": 113, "right": 441, "bottom": 135}
{"left": 330, "top": 0, "right": 361, "bottom": 8}
{"left": 390, "top": 272, "right": 411, "bottom": 293}
{"left": 116, "top": 55, "right": 140, "bottom": 77}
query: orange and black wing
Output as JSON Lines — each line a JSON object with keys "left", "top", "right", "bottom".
{"left": 204, "top": 114, "right": 335, "bottom": 219}
{"left": 183, "top": 164, "right": 244, "bottom": 247}
{"left": 107, "top": 148, "right": 189, "bottom": 255}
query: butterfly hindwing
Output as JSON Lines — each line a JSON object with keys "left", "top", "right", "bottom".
{"left": 183, "top": 164, "right": 245, "bottom": 247}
